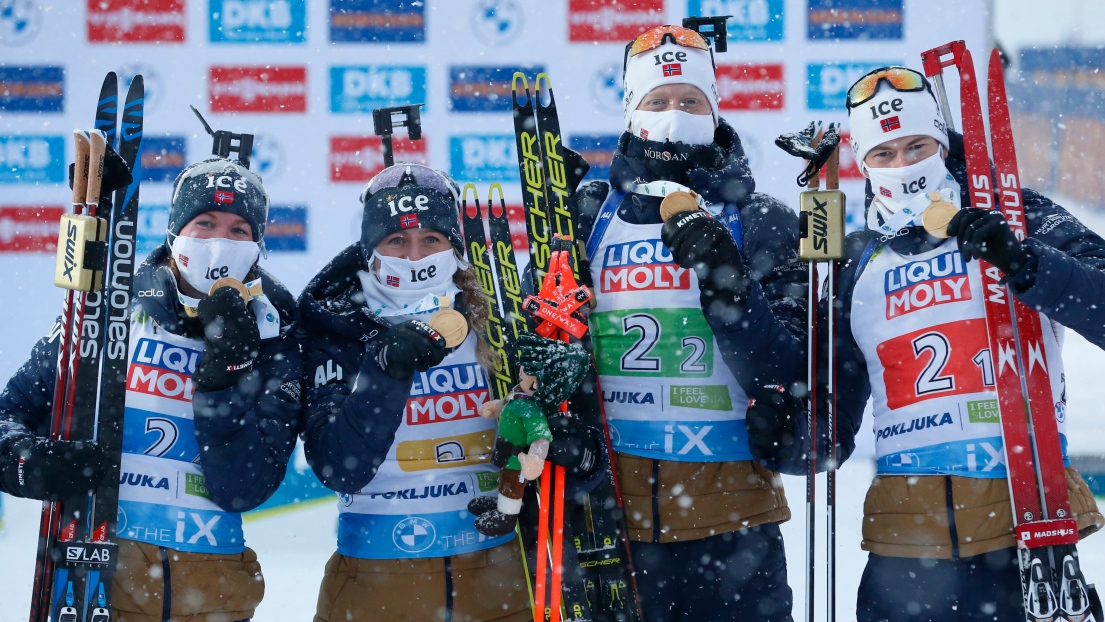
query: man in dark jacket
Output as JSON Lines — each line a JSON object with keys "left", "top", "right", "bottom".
{"left": 818, "top": 66, "right": 1105, "bottom": 622}
{"left": 0, "top": 157, "right": 301, "bottom": 622}
{"left": 572, "top": 23, "right": 808, "bottom": 622}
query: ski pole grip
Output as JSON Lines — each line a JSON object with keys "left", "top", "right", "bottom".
{"left": 921, "top": 41, "right": 967, "bottom": 77}
{"left": 86, "top": 130, "right": 107, "bottom": 208}
{"left": 72, "top": 131, "right": 91, "bottom": 207}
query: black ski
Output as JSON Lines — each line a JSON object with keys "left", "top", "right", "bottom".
{"left": 29, "top": 72, "right": 141, "bottom": 622}
{"left": 82, "top": 74, "right": 143, "bottom": 622}
{"left": 533, "top": 74, "right": 642, "bottom": 622}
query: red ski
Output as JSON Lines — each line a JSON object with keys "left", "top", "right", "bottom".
{"left": 921, "top": 41, "right": 1100, "bottom": 622}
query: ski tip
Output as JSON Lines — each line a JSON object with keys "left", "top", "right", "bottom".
{"left": 511, "top": 72, "right": 530, "bottom": 105}
{"left": 462, "top": 182, "right": 479, "bottom": 206}
{"left": 488, "top": 183, "right": 505, "bottom": 203}
{"left": 534, "top": 73, "right": 555, "bottom": 108}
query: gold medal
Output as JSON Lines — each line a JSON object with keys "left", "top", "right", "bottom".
{"left": 659, "top": 190, "right": 700, "bottom": 223}
{"left": 921, "top": 200, "right": 960, "bottom": 239}
{"left": 429, "top": 309, "right": 469, "bottom": 348}
{"left": 209, "top": 277, "right": 250, "bottom": 302}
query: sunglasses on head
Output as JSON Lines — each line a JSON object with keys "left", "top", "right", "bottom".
{"left": 845, "top": 67, "right": 929, "bottom": 110}
{"left": 360, "top": 163, "right": 458, "bottom": 205}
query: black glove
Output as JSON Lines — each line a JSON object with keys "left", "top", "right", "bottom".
{"left": 193, "top": 286, "right": 261, "bottom": 392}
{"left": 1, "top": 437, "right": 109, "bottom": 501}
{"left": 946, "top": 209, "right": 1030, "bottom": 277}
{"left": 68, "top": 141, "right": 134, "bottom": 196}
{"left": 376, "top": 319, "right": 448, "bottom": 382}
{"left": 745, "top": 385, "right": 805, "bottom": 458}
{"left": 661, "top": 210, "right": 750, "bottom": 303}
{"left": 546, "top": 415, "right": 600, "bottom": 477}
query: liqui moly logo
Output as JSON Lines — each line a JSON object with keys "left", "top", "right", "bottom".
{"left": 209, "top": 66, "right": 307, "bottom": 113}
{"left": 127, "top": 338, "right": 200, "bottom": 402}
{"left": 884, "top": 252, "right": 971, "bottom": 319}
{"left": 329, "top": 135, "right": 427, "bottom": 182}
{"left": 87, "top": 0, "right": 186, "bottom": 43}
{"left": 568, "top": 0, "right": 661, "bottom": 42}
{"left": 716, "top": 64, "right": 785, "bottom": 110}
{"left": 406, "top": 363, "right": 490, "bottom": 426}
{"left": 600, "top": 239, "right": 690, "bottom": 293}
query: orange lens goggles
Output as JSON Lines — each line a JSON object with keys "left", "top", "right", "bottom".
{"left": 846, "top": 67, "right": 927, "bottom": 109}
{"left": 627, "top": 25, "right": 710, "bottom": 58}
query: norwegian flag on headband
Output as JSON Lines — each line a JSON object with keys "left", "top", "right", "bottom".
{"left": 400, "top": 214, "right": 419, "bottom": 228}
{"left": 880, "top": 116, "right": 901, "bottom": 133}
{"left": 662, "top": 63, "right": 682, "bottom": 77}
{"left": 880, "top": 187, "right": 893, "bottom": 198}
{"left": 214, "top": 190, "right": 235, "bottom": 204}
{"left": 386, "top": 275, "right": 400, "bottom": 287}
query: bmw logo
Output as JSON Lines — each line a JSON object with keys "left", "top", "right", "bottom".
{"left": 338, "top": 493, "right": 353, "bottom": 507}
{"left": 251, "top": 133, "right": 285, "bottom": 183}
{"left": 392, "top": 516, "right": 436, "bottom": 553}
{"left": 590, "top": 63, "right": 625, "bottom": 116}
{"left": 0, "top": 0, "right": 41, "bottom": 46}
{"left": 470, "top": 0, "right": 523, "bottom": 46}
{"left": 116, "top": 505, "right": 128, "bottom": 533}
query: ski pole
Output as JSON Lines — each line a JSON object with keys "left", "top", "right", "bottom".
{"left": 776, "top": 121, "right": 846, "bottom": 622}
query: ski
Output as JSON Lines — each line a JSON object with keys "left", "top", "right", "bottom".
{"left": 464, "top": 179, "right": 593, "bottom": 621}
{"left": 921, "top": 42, "right": 1100, "bottom": 622}
{"left": 532, "top": 75, "right": 643, "bottom": 622}
{"left": 29, "top": 72, "right": 141, "bottom": 622}
{"left": 512, "top": 71, "right": 642, "bottom": 622}
{"left": 31, "top": 72, "right": 118, "bottom": 622}
{"left": 82, "top": 74, "right": 143, "bottom": 622}
{"left": 511, "top": 73, "right": 554, "bottom": 289}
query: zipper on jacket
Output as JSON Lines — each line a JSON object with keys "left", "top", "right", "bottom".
{"left": 443, "top": 555, "right": 454, "bottom": 622}
{"left": 651, "top": 459, "right": 661, "bottom": 543}
{"left": 944, "top": 475, "right": 961, "bottom": 560}
{"left": 160, "top": 546, "right": 172, "bottom": 622}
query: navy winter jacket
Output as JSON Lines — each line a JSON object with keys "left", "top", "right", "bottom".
{"left": 823, "top": 130, "right": 1105, "bottom": 471}
{"left": 297, "top": 243, "right": 413, "bottom": 494}
{"left": 576, "top": 120, "right": 811, "bottom": 471}
{"left": 0, "top": 247, "right": 302, "bottom": 512}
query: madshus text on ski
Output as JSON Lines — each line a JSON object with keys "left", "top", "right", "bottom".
{"left": 1, "top": 18, "right": 1104, "bottom": 622}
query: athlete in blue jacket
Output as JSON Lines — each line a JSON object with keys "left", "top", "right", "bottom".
{"left": 300, "top": 164, "right": 599, "bottom": 622}
{"left": 813, "top": 67, "right": 1105, "bottom": 622}
{"left": 0, "top": 157, "right": 301, "bottom": 621}
{"left": 571, "top": 23, "right": 810, "bottom": 622}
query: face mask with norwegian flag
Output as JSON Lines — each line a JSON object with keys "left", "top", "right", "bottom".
{"left": 371, "top": 249, "right": 457, "bottom": 293}
{"left": 866, "top": 152, "right": 952, "bottom": 216}
{"left": 169, "top": 235, "right": 260, "bottom": 296}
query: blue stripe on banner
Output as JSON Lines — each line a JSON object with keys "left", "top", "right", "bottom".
{"left": 116, "top": 499, "right": 244, "bottom": 555}
{"left": 606, "top": 419, "right": 753, "bottom": 463}
{"left": 877, "top": 434, "right": 1070, "bottom": 478}
{"left": 337, "top": 509, "right": 513, "bottom": 559}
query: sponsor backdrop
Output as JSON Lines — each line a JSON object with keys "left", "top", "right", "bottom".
{"left": 0, "top": 0, "right": 985, "bottom": 513}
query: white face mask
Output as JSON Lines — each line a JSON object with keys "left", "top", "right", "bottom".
{"left": 628, "top": 109, "right": 716, "bottom": 146}
{"left": 866, "top": 152, "right": 949, "bottom": 214}
{"left": 169, "top": 235, "right": 259, "bottom": 296}
{"left": 372, "top": 249, "right": 457, "bottom": 293}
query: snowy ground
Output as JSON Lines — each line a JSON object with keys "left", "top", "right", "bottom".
{"left": 2, "top": 457, "right": 1104, "bottom": 621}
{"left": 2, "top": 201, "right": 1104, "bottom": 618}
